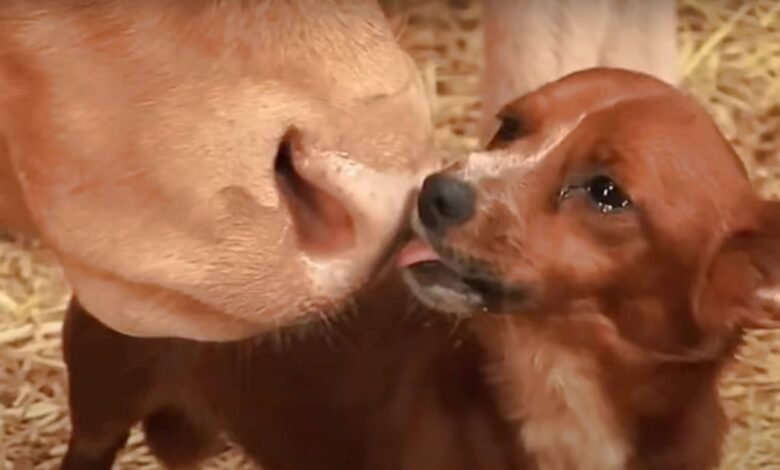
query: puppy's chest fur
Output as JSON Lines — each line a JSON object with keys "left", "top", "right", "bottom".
{"left": 480, "top": 323, "right": 631, "bottom": 470}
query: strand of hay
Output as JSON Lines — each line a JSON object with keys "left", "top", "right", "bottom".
{"left": 679, "top": 0, "right": 780, "bottom": 200}
{"left": 1, "top": 1, "right": 778, "bottom": 468}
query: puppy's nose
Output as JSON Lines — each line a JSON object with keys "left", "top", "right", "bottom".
{"left": 418, "top": 174, "right": 476, "bottom": 233}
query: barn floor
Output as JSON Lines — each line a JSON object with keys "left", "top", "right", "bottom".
{"left": 1, "top": 0, "right": 778, "bottom": 468}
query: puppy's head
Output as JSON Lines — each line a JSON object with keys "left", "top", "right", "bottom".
{"left": 400, "top": 68, "right": 780, "bottom": 358}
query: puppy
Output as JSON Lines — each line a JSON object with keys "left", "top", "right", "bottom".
{"left": 399, "top": 67, "right": 779, "bottom": 470}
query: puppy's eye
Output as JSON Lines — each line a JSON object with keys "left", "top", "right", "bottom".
{"left": 490, "top": 114, "right": 527, "bottom": 146}
{"left": 583, "top": 175, "right": 631, "bottom": 213}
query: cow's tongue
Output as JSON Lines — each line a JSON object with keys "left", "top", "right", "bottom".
{"left": 397, "top": 238, "right": 441, "bottom": 267}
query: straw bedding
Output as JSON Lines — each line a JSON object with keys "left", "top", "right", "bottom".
{"left": 0, "top": 1, "right": 778, "bottom": 468}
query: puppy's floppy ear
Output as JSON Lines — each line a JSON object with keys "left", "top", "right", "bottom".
{"left": 694, "top": 201, "right": 780, "bottom": 334}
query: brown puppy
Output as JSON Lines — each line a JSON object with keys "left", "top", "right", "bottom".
{"left": 399, "top": 68, "right": 780, "bottom": 470}
{"left": 0, "top": 0, "right": 437, "bottom": 341}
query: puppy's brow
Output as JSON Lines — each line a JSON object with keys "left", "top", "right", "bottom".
{"left": 465, "top": 113, "right": 587, "bottom": 181}
{"left": 489, "top": 113, "right": 530, "bottom": 147}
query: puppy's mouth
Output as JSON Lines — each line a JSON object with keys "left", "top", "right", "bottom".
{"left": 397, "top": 228, "right": 526, "bottom": 316}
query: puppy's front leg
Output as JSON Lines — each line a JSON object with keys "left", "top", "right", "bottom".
{"left": 480, "top": 0, "right": 678, "bottom": 143}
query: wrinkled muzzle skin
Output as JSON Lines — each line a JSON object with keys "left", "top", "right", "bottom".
{"left": 0, "top": 0, "right": 438, "bottom": 340}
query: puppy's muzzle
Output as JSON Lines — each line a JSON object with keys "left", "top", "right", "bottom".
{"left": 418, "top": 174, "right": 476, "bottom": 235}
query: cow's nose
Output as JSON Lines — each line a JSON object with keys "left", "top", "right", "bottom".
{"left": 418, "top": 174, "right": 476, "bottom": 234}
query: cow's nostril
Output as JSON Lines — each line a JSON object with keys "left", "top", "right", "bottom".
{"left": 418, "top": 174, "right": 475, "bottom": 234}
{"left": 274, "top": 129, "right": 355, "bottom": 255}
